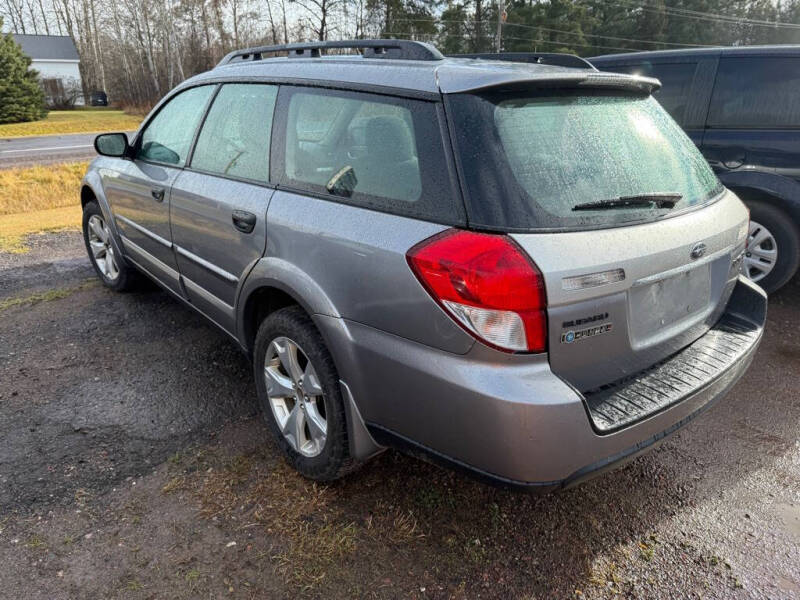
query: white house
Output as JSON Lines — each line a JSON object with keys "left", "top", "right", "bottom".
{"left": 12, "top": 34, "right": 83, "bottom": 105}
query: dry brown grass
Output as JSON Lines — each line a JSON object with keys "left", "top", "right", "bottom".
{"left": 0, "top": 162, "right": 87, "bottom": 252}
{"left": 118, "top": 102, "right": 156, "bottom": 117}
{"left": 0, "top": 110, "right": 140, "bottom": 138}
{"left": 0, "top": 279, "right": 96, "bottom": 311}
{"left": 190, "top": 451, "right": 360, "bottom": 591}
{"left": 0, "top": 205, "right": 83, "bottom": 252}
{"left": 0, "top": 162, "right": 87, "bottom": 215}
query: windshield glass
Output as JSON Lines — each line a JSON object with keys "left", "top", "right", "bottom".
{"left": 449, "top": 90, "right": 723, "bottom": 231}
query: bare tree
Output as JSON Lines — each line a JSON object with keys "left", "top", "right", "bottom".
{"left": 290, "top": 0, "right": 343, "bottom": 40}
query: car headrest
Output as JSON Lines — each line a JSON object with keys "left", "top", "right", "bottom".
{"left": 365, "top": 115, "right": 415, "bottom": 164}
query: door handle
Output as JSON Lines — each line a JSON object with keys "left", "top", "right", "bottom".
{"left": 232, "top": 210, "right": 257, "bottom": 234}
{"left": 722, "top": 154, "right": 746, "bottom": 170}
{"left": 151, "top": 188, "right": 165, "bottom": 202}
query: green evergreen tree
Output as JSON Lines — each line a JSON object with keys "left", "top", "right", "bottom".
{"left": 439, "top": 2, "right": 472, "bottom": 53}
{"left": 0, "top": 19, "right": 47, "bottom": 124}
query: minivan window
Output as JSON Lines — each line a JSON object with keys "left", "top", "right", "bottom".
{"left": 137, "top": 85, "right": 214, "bottom": 166}
{"left": 708, "top": 57, "right": 800, "bottom": 129}
{"left": 449, "top": 90, "right": 722, "bottom": 231}
{"left": 609, "top": 62, "right": 697, "bottom": 125}
{"left": 278, "top": 88, "right": 465, "bottom": 224}
{"left": 191, "top": 84, "right": 278, "bottom": 183}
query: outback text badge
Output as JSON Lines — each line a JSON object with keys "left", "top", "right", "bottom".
{"left": 561, "top": 322, "right": 614, "bottom": 344}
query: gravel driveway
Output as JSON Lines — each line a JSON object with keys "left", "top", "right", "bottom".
{"left": 1, "top": 231, "right": 798, "bottom": 599}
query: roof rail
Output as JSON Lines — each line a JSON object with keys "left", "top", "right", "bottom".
{"left": 217, "top": 39, "right": 444, "bottom": 67}
{"left": 450, "top": 52, "right": 595, "bottom": 71}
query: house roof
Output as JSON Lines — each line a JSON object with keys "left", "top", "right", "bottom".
{"left": 11, "top": 34, "right": 79, "bottom": 61}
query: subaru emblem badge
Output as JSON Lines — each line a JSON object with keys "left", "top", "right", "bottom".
{"left": 690, "top": 242, "right": 707, "bottom": 260}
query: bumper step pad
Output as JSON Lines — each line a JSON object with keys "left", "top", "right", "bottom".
{"left": 584, "top": 314, "right": 761, "bottom": 433}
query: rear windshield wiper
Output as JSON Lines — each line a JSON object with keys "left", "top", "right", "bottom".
{"left": 572, "top": 193, "right": 682, "bottom": 211}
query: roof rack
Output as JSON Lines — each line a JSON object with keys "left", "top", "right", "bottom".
{"left": 450, "top": 52, "right": 595, "bottom": 70}
{"left": 218, "top": 39, "right": 444, "bottom": 67}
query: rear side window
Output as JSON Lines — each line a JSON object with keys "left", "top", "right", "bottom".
{"left": 449, "top": 90, "right": 722, "bottom": 232}
{"left": 708, "top": 57, "right": 800, "bottom": 128}
{"left": 606, "top": 62, "right": 697, "bottom": 125}
{"left": 138, "top": 85, "right": 214, "bottom": 166}
{"left": 191, "top": 83, "right": 278, "bottom": 183}
{"left": 276, "top": 87, "right": 464, "bottom": 224}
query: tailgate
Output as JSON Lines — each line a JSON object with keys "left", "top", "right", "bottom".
{"left": 511, "top": 190, "right": 749, "bottom": 391}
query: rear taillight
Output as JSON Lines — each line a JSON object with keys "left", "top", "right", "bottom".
{"left": 407, "top": 229, "right": 547, "bottom": 353}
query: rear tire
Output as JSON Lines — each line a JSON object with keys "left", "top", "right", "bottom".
{"left": 744, "top": 200, "right": 800, "bottom": 294}
{"left": 253, "top": 305, "right": 354, "bottom": 481}
{"left": 82, "top": 201, "right": 139, "bottom": 292}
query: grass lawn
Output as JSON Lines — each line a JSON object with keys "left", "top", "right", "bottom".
{"left": 0, "top": 162, "right": 87, "bottom": 252}
{"left": 0, "top": 109, "right": 140, "bottom": 138}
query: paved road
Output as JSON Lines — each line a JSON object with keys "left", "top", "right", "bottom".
{"left": 0, "top": 131, "right": 135, "bottom": 168}
{"left": 0, "top": 232, "right": 798, "bottom": 599}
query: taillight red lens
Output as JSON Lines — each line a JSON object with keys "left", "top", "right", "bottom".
{"left": 407, "top": 229, "right": 547, "bottom": 353}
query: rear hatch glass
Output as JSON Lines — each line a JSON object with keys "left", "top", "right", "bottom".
{"left": 448, "top": 90, "right": 723, "bottom": 232}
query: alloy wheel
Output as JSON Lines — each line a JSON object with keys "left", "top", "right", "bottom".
{"left": 87, "top": 214, "right": 119, "bottom": 281}
{"left": 744, "top": 220, "right": 777, "bottom": 283}
{"left": 264, "top": 336, "right": 327, "bottom": 457}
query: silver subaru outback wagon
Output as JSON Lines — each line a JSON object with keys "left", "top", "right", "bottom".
{"left": 81, "top": 39, "right": 767, "bottom": 490}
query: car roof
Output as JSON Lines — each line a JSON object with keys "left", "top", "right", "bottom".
{"left": 590, "top": 44, "right": 800, "bottom": 63}
{"left": 183, "top": 54, "right": 658, "bottom": 96}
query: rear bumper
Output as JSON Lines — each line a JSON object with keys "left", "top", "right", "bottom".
{"left": 316, "top": 276, "right": 766, "bottom": 490}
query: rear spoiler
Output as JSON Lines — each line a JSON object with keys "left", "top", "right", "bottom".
{"left": 448, "top": 52, "right": 595, "bottom": 71}
{"left": 437, "top": 67, "right": 661, "bottom": 95}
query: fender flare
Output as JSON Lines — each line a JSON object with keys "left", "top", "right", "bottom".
{"left": 235, "top": 256, "right": 341, "bottom": 349}
{"left": 236, "top": 261, "right": 385, "bottom": 461}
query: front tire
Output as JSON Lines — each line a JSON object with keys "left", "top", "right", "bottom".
{"left": 82, "top": 201, "right": 138, "bottom": 291}
{"left": 253, "top": 305, "right": 354, "bottom": 481}
{"left": 744, "top": 200, "right": 800, "bottom": 294}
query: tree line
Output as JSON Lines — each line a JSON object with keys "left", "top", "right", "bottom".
{"left": 2, "top": 0, "right": 800, "bottom": 108}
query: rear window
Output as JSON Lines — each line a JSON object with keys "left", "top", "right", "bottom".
{"left": 286, "top": 92, "right": 421, "bottom": 201}
{"left": 276, "top": 87, "right": 465, "bottom": 225}
{"left": 449, "top": 90, "right": 722, "bottom": 232}
{"left": 708, "top": 57, "right": 800, "bottom": 128}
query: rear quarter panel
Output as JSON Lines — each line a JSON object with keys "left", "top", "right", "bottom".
{"left": 238, "top": 190, "right": 474, "bottom": 354}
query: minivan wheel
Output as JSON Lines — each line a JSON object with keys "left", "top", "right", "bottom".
{"left": 82, "top": 200, "right": 138, "bottom": 291}
{"left": 253, "top": 306, "right": 353, "bottom": 480}
{"left": 744, "top": 200, "right": 800, "bottom": 293}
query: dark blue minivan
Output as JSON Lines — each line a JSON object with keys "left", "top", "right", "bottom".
{"left": 591, "top": 46, "right": 800, "bottom": 293}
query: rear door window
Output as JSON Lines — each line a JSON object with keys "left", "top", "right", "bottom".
{"left": 137, "top": 85, "right": 214, "bottom": 166}
{"left": 708, "top": 57, "right": 800, "bottom": 128}
{"left": 190, "top": 83, "right": 278, "bottom": 183}
{"left": 276, "top": 87, "right": 464, "bottom": 225}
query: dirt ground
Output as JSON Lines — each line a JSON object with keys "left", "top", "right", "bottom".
{"left": 1, "top": 231, "right": 798, "bottom": 599}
